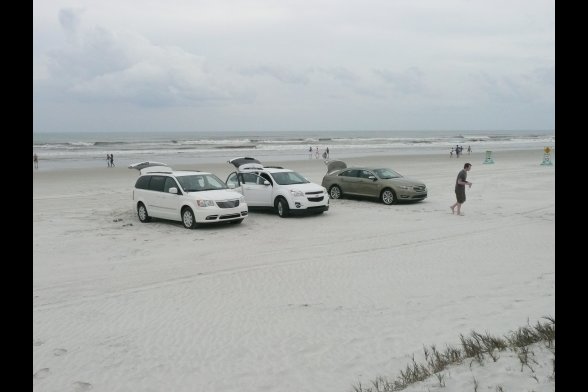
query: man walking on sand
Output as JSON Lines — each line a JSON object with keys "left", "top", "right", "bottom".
{"left": 33, "top": 153, "right": 39, "bottom": 169}
{"left": 450, "top": 162, "right": 472, "bottom": 216}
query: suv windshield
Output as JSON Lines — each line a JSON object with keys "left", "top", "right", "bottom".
{"left": 176, "top": 174, "right": 227, "bottom": 192}
{"left": 271, "top": 171, "right": 309, "bottom": 185}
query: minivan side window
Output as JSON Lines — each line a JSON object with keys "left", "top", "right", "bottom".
{"left": 135, "top": 176, "right": 151, "bottom": 189}
{"left": 164, "top": 177, "right": 180, "bottom": 193}
{"left": 148, "top": 176, "right": 166, "bottom": 192}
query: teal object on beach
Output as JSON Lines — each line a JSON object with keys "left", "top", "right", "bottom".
{"left": 540, "top": 147, "right": 554, "bottom": 166}
{"left": 483, "top": 150, "right": 494, "bottom": 164}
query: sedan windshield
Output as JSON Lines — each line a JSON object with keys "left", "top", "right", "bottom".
{"left": 177, "top": 174, "right": 228, "bottom": 192}
{"left": 272, "top": 171, "right": 310, "bottom": 185}
{"left": 373, "top": 168, "right": 403, "bottom": 179}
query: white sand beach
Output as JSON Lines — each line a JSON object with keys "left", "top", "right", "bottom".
{"left": 33, "top": 150, "right": 555, "bottom": 391}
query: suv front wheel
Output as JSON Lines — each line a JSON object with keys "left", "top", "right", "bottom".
{"left": 275, "top": 197, "right": 290, "bottom": 218}
{"left": 182, "top": 207, "right": 197, "bottom": 229}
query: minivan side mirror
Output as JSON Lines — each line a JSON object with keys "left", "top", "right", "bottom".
{"left": 368, "top": 176, "right": 377, "bottom": 181}
{"left": 168, "top": 187, "right": 178, "bottom": 194}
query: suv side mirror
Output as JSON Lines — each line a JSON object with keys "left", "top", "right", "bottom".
{"left": 168, "top": 187, "right": 178, "bottom": 194}
{"left": 227, "top": 183, "right": 236, "bottom": 189}
{"left": 368, "top": 176, "right": 377, "bottom": 181}
{"left": 262, "top": 180, "right": 270, "bottom": 186}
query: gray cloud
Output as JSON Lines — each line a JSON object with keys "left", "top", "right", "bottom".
{"left": 42, "top": 15, "right": 239, "bottom": 107}
{"left": 374, "top": 67, "right": 426, "bottom": 95}
{"left": 33, "top": 0, "right": 554, "bottom": 132}
{"left": 58, "top": 8, "right": 82, "bottom": 35}
{"left": 239, "top": 65, "right": 310, "bottom": 84}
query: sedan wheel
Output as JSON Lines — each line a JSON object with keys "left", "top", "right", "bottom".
{"left": 329, "top": 185, "right": 342, "bottom": 199}
{"left": 381, "top": 189, "right": 396, "bottom": 205}
{"left": 182, "top": 208, "right": 196, "bottom": 229}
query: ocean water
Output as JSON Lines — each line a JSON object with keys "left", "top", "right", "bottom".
{"left": 33, "top": 130, "right": 555, "bottom": 170}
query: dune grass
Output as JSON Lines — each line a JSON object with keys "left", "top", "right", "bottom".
{"left": 352, "top": 316, "right": 555, "bottom": 392}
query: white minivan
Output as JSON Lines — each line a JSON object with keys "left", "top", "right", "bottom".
{"left": 130, "top": 162, "right": 248, "bottom": 229}
{"left": 225, "top": 157, "right": 329, "bottom": 217}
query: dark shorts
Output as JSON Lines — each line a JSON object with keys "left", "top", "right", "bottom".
{"left": 455, "top": 188, "right": 466, "bottom": 204}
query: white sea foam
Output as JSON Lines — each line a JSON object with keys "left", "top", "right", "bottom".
{"left": 32, "top": 130, "right": 554, "bottom": 170}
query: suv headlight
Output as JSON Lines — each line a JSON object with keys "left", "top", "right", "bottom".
{"left": 290, "top": 190, "right": 305, "bottom": 197}
{"left": 239, "top": 196, "right": 245, "bottom": 203}
{"left": 196, "top": 200, "right": 216, "bottom": 207}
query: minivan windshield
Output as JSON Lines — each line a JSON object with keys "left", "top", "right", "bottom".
{"left": 177, "top": 174, "right": 228, "bottom": 192}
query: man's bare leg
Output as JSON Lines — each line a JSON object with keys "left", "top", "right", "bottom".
{"left": 450, "top": 203, "right": 456, "bottom": 214}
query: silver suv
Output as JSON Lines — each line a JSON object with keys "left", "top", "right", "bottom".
{"left": 225, "top": 157, "right": 329, "bottom": 217}
{"left": 130, "top": 162, "right": 248, "bottom": 229}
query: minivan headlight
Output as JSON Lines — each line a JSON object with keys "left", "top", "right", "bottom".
{"left": 398, "top": 186, "right": 410, "bottom": 190}
{"left": 196, "top": 200, "right": 215, "bottom": 207}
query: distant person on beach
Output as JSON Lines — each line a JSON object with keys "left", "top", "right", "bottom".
{"left": 107, "top": 154, "right": 111, "bottom": 167}
{"left": 315, "top": 146, "right": 319, "bottom": 159}
{"left": 326, "top": 147, "right": 330, "bottom": 158}
{"left": 33, "top": 153, "right": 39, "bottom": 169}
{"left": 450, "top": 162, "right": 472, "bottom": 216}
{"left": 322, "top": 151, "right": 327, "bottom": 159}
{"left": 110, "top": 154, "right": 115, "bottom": 167}
{"left": 467, "top": 145, "right": 471, "bottom": 155}
{"left": 309, "top": 146, "right": 313, "bottom": 159}
{"left": 450, "top": 148, "right": 454, "bottom": 158}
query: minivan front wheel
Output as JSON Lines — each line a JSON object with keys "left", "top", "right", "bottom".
{"left": 182, "top": 207, "right": 197, "bottom": 229}
{"left": 137, "top": 203, "right": 151, "bottom": 223}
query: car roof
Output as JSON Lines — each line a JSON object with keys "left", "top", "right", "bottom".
{"left": 140, "top": 170, "right": 214, "bottom": 176}
{"left": 260, "top": 167, "right": 291, "bottom": 173}
{"left": 172, "top": 170, "right": 212, "bottom": 176}
{"left": 344, "top": 167, "right": 386, "bottom": 170}
{"left": 129, "top": 162, "right": 214, "bottom": 176}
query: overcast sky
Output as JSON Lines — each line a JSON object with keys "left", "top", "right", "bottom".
{"left": 33, "top": 0, "right": 554, "bottom": 133}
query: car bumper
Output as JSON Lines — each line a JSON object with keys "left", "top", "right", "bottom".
{"left": 195, "top": 207, "right": 249, "bottom": 223}
{"left": 288, "top": 196, "right": 330, "bottom": 214}
{"left": 398, "top": 192, "right": 427, "bottom": 201}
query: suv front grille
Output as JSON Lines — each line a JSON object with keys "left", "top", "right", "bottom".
{"left": 217, "top": 200, "right": 240, "bottom": 208}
